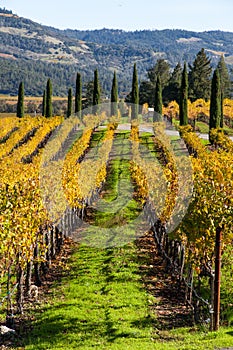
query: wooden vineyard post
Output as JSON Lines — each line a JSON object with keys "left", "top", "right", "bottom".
{"left": 213, "top": 226, "right": 222, "bottom": 331}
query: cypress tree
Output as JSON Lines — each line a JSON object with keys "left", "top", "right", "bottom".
{"left": 179, "top": 62, "right": 188, "bottom": 126}
{"left": 209, "top": 69, "right": 221, "bottom": 143}
{"left": 131, "top": 63, "right": 139, "bottom": 120}
{"left": 45, "top": 78, "right": 52, "bottom": 118}
{"left": 42, "top": 90, "right": 46, "bottom": 117}
{"left": 92, "top": 69, "right": 100, "bottom": 115}
{"left": 17, "top": 81, "right": 24, "bottom": 118}
{"left": 111, "top": 71, "right": 118, "bottom": 116}
{"left": 153, "top": 75, "right": 163, "bottom": 122}
{"left": 67, "top": 88, "right": 72, "bottom": 118}
{"left": 75, "top": 72, "right": 82, "bottom": 117}
{"left": 217, "top": 56, "right": 229, "bottom": 128}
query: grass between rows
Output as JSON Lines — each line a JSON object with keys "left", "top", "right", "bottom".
{"left": 22, "top": 243, "right": 156, "bottom": 350}
{"left": 21, "top": 242, "right": 233, "bottom": 350}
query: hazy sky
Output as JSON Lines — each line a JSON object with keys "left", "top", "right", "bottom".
{"left": 1, "top": 0, "right": 233, "bottom": 32}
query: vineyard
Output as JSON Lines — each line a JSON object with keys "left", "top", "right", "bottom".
{"left": 163, "top": 98, "right": 233, "bottom": 128}
{"left": 0, "top": 112, "right": 233, "bottom": 349}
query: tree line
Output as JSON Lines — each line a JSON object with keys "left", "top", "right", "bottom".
{"left": 138, "top": 48, "right": 231, "bottom": 106}
{"left": 16, "top": 69, "right": 110, "bottom": 118}
{"left": 15, "top": 47, "right": 231, "bottom": 141}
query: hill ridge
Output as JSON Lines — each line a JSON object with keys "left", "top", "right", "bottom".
{"left": 0, "top": 7, "right": 233, "bottom": 96}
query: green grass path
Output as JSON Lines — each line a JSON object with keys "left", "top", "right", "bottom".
{"left": 22, "top": 240, "right": 233, "bottom": 350}
{"left": 23, "top": 243, "right": 156, "bottom": 350}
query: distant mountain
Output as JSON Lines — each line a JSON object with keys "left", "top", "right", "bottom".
{"left": 0, "top": 8, "right": 233, "bottom": 96}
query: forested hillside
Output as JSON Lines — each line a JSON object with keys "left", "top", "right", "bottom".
{"left": 1, "top": 7, "right": 233, "bottom": 96}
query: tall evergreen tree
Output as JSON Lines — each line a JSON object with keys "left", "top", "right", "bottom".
{"left": 163, "top": 62, "right": 182, "bottom": 103}
{"left": 217, "top": 55, "right": 231, "bottom": 99}
{"left": 67, "top": 88, "right": 72, "bottom": 118}
{"left": 131, "top": 63, "right": 139, "bottom": 120}
{"left": 111, "top": 71, "right": 118, "bottom": 116}
{"left": 153, "top": 75, "right": 163, "bottom": 122}
{"left": 139, "top": 59, "right": 171, "bottom": 106}
{"left": 17, "top": 81, "right": 24, "bottom": 118}
{"left": 42, "top": 90, "right": 46, "bottom": 117}
{"left": 179, "top": 62, "right": 188, "bottom": 126}
{"left": 75, "top": 72, "right": 82, "bottom": 117}
{"left": 139, "top": 81, "right": 154, "bottom": 106}
{"left": 147, "top": 59, "right": 171, "bottom": 87}
{"left": 189, "top": 48, "right": 212, "bottom": 101}
{"left": 92, "top": 69, "right": 100, "bottom": 115}
{"left": 209, "top": 69, "right": 221, "bottom": 143}
{"left": 220, "top": 90, "right": 224, "bottom": 128}
{"left": 45, "top": 78, "right": 53, "bottom": 118}
{"left": 82, "top": 81, "right": 94, "bottom": 110}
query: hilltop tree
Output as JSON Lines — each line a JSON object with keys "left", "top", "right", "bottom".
{"left": 131, "top": 63, "right": 139, "bottom": 120}
{"left": 179, "top": 62, "right": 188, "bottom": 126}
{"left": 111, "top": 71, "right": 118, "bottom": 116}
{"left": 153, "top": 75, "right": 163, "bottom": 122}
{"left": 209, "top": 69, "right": 221, "bottom": 143}
{"left": 75, "top": 72, "right": 82, "bottom": 117}
{"left": 217, "top": 55, "right": 231, "bottom": 99}
{"left": 67, "top": 88, "right": 72, "bottom": 118}
{"left": 189, "top": 48, "right": 212, "bottom": 101}
{"left": 42, "top": 89, "right": 46, "bottom": 117}
{"left": 17, "top": 81, "right": 24, "bottom": 118}
{"left": 45, "top": 78, "right": 53, "bottom": 118}
{"left": 92, "top": 69, "right": 101, "bottom": 115}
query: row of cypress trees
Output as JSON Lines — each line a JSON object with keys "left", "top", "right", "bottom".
{"left": 17, "top": 68, "right": 119, "bottom": 119}
{"left": 131, "top": 61, "right": 225, "bottom": 144}
{"left": 17, "top": 79, "right": 53, "bottom": 118}
{"left": 72, "top": 69, "right": 117, "bottom": 118}
{"left": 16, "top": 61, "right": 226, "bottom": 141}
{"left": 64, "top": 72, "right": 83, "bottom": 118}
{"left": 16, "top": 73, "right": 84, "bottom": 119}
{"left": 67, "top": 69, "right": 118, "bottom": 118}
{"left": 16, "top": 69, "right": 117, "bottom": 118}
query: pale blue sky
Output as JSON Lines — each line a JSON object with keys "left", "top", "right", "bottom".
{"left": 1, "top": 0, "right": 233, "bottom": 32}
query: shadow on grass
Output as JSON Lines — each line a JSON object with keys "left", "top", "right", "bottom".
{"left": 20, "top": 314, "right": 109, "bottom": 348}
{"left": 19, "top": 297, "right": 150, "bottom": 349}
{"left": 131, "top": 315, "right": 155, "bottom": 329}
